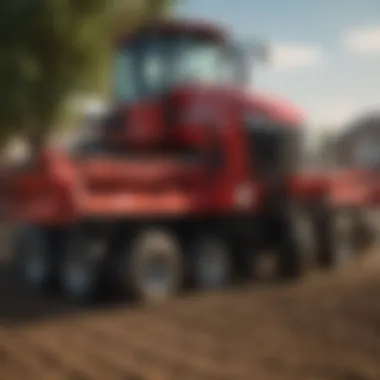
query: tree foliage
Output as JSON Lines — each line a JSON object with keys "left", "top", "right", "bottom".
{"left": 0, "top": 0, "right": 173, "bottom": 152}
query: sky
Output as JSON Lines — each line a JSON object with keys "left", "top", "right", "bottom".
{"left": 174, "top": 0, "right": 380, "bottom": 133}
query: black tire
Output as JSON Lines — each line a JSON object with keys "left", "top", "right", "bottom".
{"left": 191, "top": 234, "right": 233, "bottom": 290}
{"left": 351, "top": 209, "right": 378, "bottom": 253}
{"left": 231, "top": 239, "right": 261, "bottom": 283}
{"left": 59, "top": 228, "right": 106, "bottom": 303}
{"left": 117, "top": 228, "right": 183, "bottom": 303}
{"left": 14, "top": 225, "right": 59, "bottom": 291}
{"left": 317, "top": 209, "right": 357, "bottom": 269}
{"left": 276, "top": 208, "right": 318, "bottom": 279}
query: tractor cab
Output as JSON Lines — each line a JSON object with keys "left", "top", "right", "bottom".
{"left": 97, "top": 20, "right": 239, "bottom": 153}
{"left": 80, "top": 19, "right": 304, "bottom": 197}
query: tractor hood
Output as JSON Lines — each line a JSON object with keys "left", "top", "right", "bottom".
{"left": 172, "top": 83, "right": 305, "bottom": 127}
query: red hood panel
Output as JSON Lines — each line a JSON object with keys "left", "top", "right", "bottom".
{"left": 173, "top": 84, "right": 305, "bottom": 126}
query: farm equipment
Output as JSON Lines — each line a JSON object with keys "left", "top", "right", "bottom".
{"left": 2, "top": 18, "right": 378, "bottom": 303}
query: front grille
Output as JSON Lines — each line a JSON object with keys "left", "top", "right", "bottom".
{"left": 244, "top": 122, "right": 302, "bottom": 180}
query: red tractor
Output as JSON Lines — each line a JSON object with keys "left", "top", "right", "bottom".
{"left": 3, "top": 19, "right": 378, "bottom": 303}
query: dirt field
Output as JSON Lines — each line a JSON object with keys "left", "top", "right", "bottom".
{"left": 1, "top": 252, "right": 380, "bottom": 380}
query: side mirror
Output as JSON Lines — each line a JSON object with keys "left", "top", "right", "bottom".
{"left": 225, "top": 40, "right": 271, "bottom": 87}
{"left": 242, "top": 41, "right": 271, "bottom": 63}
{"left": 227, "top": 40, "right": 271, "bottom": 64}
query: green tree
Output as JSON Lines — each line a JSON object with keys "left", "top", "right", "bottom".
{"left": 0, "top": 0, "right": 173, "bottom": 154}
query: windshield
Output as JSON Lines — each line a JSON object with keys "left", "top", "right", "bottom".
{"left": 114, "top": 34, "right": 235, "bottom": 103}
{"left": 172, "top": 39, "right": 234, "bottom": 85}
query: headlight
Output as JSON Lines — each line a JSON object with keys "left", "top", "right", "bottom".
{"left": 233, "top": 183, "right": 255, "bottom": 209}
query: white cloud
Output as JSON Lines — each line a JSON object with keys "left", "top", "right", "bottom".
{"left": 343, "top": 26, "right": 380, "bottom": 55}
{"left": 314, "top": 102, "right": 355, "bottom": 126}
{"left": 268, "top": 43, "right": 324, "bottom": 70}
{"left": 309, "top": 97, "right": 380, "bottom": 132}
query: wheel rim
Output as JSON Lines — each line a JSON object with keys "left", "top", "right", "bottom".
{"left": 24, "top": 252, "right": 47, "bottom": 286}
{"left": 139, "top": 254, "right": 176, "bottom": 299}
{"left": 195, "top": 239, "right": 230, "bottom": 289}
{"left": 19, "top": 229, "right": 48, "bottom": 287}
{"left": 61, "top": 239, "right": 103, "bottom": 300}
{"left": 62, "top": 259, "right": 92, "bottom": 299}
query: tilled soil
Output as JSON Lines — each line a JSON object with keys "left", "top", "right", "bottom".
{"left": 1, "top": 253, "right": 380, "bottom": 380}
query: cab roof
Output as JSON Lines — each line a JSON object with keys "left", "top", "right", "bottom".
{"left": 148, "top": 18, "right": 227, "bottom": 39}
{"left": 117, "top": 17, "right": 228, "bottom": 45}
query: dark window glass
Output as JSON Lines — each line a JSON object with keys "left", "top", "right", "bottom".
{"left": 114, "top": 33, "right": 236, "bottom": 104}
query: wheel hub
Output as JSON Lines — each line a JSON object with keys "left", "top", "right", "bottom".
{"left": 23, "top": 252, "right": 47, "bottom": 286}
{"left": 63, "top": 261, "right": 91, "bottom": 297}
{"left": 61, "top": 237, "right": 105, "bottom": 300}
{"left": 140, "top": 254, "right": 175, "bottom": 298}
{"left": 18, "top": 228, "right": 49, "bottom": 287}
